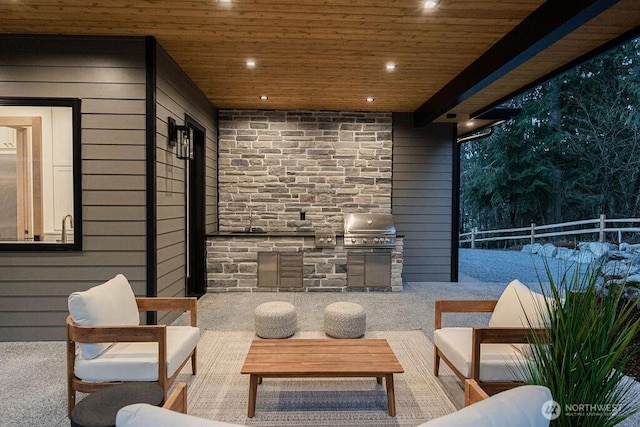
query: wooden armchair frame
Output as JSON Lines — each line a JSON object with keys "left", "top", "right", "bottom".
{"left": 464, "top": 379, "right": 490, "bottom": 406}
{"left": 162, "top": 382, "right": 188, "bottom": 413}
{"left": 434, "top": 300, "right": 548, "bottom": 395}
{"left": 66, "top": 297, "right": 197, "bottom": 416}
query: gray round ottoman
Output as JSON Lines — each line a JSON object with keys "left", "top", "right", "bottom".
{"left": 324, "top": 302, "right": 366, "bottom": 338}
{"left": 254, "top": 301, "right": 297, "bottom": 338}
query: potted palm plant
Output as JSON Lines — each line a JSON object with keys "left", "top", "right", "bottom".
{"left": 522, "top": 260, "right": 640, "bottom": 426}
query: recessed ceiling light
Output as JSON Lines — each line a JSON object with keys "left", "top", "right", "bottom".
{"left": 366, "top": 97, "right": 375, "bottom": 103}
{"left": 424, "top": 0, "right": 438, "bottom": 9}
{"left": 386, "top": 62, "right": 397, "bottom": 71}
{"left": 219, "top": 0, "right": 233, "bottom": 3}
{"left": 466, "top": 120, "right": 475, "bottom": 127}
{"left": 246, "top": 59, "right": 256, "bottom": 68}
{"left": 260, "top": 95, "right": 269, "bottom": 100}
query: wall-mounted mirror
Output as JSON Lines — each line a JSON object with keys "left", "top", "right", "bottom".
{"left": 0, "top": 98, "right": 81, "bottom": 251}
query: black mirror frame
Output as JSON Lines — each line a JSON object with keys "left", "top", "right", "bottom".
{"left": 0, "top": 97, "right": 82, "bottom": 251}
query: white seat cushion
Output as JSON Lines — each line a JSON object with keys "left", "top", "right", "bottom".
{"left": 434, "top": 327, "right": 526, "bottom": 382}
{"left": 68, "top": 274, "right": 140, "bottom": 359}
{"left": 75, "top": 326, "right": 200, "bottom": 382}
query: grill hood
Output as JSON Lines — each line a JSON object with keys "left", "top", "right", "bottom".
{"left": 343, "top": 213, "right": 396, "bottom": 248}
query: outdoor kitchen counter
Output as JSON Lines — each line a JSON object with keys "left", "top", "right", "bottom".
{"left": 206, "top": 232, "right": 404, "bottom": 292}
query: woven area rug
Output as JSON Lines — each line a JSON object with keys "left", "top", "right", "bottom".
{"left": 175, "top": 330, "right": 457, "bottom": 426}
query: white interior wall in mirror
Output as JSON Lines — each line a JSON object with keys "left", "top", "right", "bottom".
{"left": 49, "top": 107, "right": 73, "bottom": 242}
{"left": 0, "top": 106, "right": 74, "bottom": 243}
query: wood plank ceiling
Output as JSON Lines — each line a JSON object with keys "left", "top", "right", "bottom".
{"left": 0, "top": 0, "right": 638, "bottom": 130}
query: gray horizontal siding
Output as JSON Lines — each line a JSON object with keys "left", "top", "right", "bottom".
{"left": 155, "top": 43, "right": 217, "bottom": 324}
{"left": 0, "top": 82, "right": 146, "bottom": 99}
{"left": 0, "top": 66, "right": 145, "bottom": 84}
{"left": 392, "top": 113, "right": 456, "bottom": 282}
{"left": 83, "top": 129, "right": 146, "bottom": 144}
{"left": 83, "top": 160, "right": 145, "bottom": 175}
{"left": 0, "top": 35, "right": 148, "bottom": 341}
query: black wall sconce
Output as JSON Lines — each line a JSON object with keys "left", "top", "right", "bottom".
{"left": 168, "top": 117, "right": 193, "bottom": 160}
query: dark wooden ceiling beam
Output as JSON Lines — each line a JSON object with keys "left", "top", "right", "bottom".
{"left": 413, "top": 0, "right": 621, "bottom": 128}
{"left": 470, "top": 24, "right": 640, "bottom": 120}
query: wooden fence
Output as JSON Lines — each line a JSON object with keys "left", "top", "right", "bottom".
{"left": 460, "top": 214, "right": 640, "bottom": 248}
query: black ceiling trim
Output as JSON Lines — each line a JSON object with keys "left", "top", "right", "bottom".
{"left": 473, "top": 107, "right": 522, "bottom": 121}
{"left": 456, "top": 107, "right": 522, "bottom": 140}
{"left": 457, "top": 123, "right": 497, "bottom": 141}
{"left": 470, "top": 23, "right": 640, "bottom": 120}
{"left": 413, "top": 0, "right": 620, "bottom": 128}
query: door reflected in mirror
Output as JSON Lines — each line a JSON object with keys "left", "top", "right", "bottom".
{"left": 0, "top": 99, "right": 81, "bottom": 250}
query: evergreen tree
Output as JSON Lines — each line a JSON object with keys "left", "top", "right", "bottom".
{"left": 561, "top": 37, "right": 640, "bottom": 218}
{"left": 460, "top": 36, "right": 640, "bottom": 235}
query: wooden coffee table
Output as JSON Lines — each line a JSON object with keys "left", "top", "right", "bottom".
{"left": 241, "top": 338, "right": 404, "bottom": 417}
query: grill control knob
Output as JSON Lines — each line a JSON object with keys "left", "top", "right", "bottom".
{"left": 362, "top": 238, "right": 368, "bottom": 243}
{"left": 351, "top": 237, "right": 356, "bottom": 243}
{"left": 327, "top": 237, "right": 333, "bottom": 242}
{"left": 319, "top": 238, "right": 325, "bottom": 243}
{"left": 373, "top": 237, "right": 379, "bottom": 243}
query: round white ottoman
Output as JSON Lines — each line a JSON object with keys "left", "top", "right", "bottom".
{"left": 324, "top": 302, "right": 366, "bottom": 338}
{"left": 254, "top": 301, "right": 297, "bottom": 338}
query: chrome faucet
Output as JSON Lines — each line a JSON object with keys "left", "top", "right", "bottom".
{"left": 61, "top": 214, "right": 74, "bottom": 243}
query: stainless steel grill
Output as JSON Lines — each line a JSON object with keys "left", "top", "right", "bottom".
{"left": 343, "top": 213, "right": 396, "bottom": 248}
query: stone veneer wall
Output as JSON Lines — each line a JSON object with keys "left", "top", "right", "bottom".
{"left": 218, "top": 110, "right": 392, "bottom": 233}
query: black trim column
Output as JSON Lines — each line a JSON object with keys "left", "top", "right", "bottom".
{"left": 145, "top": 36, "right": 158, "bottom": 324}
{"left": 184, "top": 115, "right": 207, "bottom": 297}
{"left": 451, "top": 125, "right": 460, "bottom": 282}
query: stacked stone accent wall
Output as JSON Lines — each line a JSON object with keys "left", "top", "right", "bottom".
{"left": 218, "top": 110, "right": 392, "bottom": 233}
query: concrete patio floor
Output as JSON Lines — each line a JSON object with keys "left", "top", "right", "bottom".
{"left": 2, "top": 277, "right": 639, "bottom": 426}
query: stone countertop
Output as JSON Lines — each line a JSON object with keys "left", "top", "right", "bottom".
{"left": 208, "top": 231, "right": 326, "bottom": 237}
{"left": 208, "top": 231, "right": 403, "bottom": 238}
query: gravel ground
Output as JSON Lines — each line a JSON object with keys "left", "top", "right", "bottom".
{"left": 458, "top": 248, "right": 590, "bottom": 293}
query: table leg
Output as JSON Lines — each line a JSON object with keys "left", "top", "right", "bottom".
{"left": 385, "top": 374, "right": 396, "bottom": 417}
{"left": 248, "top": 374, "right": 259, "bottom": 417}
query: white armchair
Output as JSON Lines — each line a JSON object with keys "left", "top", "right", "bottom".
{"left": 433, "top": 279, "right": 549, "bottom": 394}
{"left": 418, "top": 380, "right": 552, "bottom": 427}
{"left": 116, "top": 380, "right": 551, "bottom": 427}
{"left": 66, "top": 274, "right": 200, "bottom": 415}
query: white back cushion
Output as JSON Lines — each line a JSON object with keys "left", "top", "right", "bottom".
{"left": 117, "top": 403, "right": 247, "bottom": 427}
{"left": 68, "top": 274, "right": 140, "bottom": 359}
{"left": 418, "top": 384, "right": 552, "bottom": 427}
{"left": 489, "top": 279, "right": 550, "bottom": 328}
